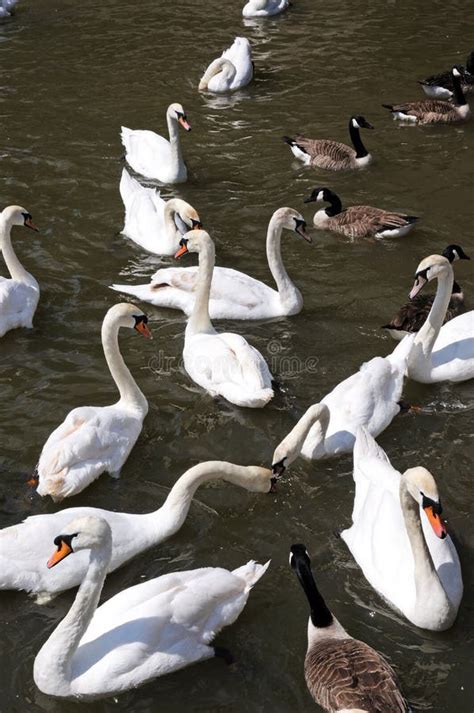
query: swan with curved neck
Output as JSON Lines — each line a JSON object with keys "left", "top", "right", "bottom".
{"left": 0, "top": 461, "right": 275, "bottom": 601}
{"left": 111, "top": 207, "right": 311, "bottom": 319}
{"left": 175, "top": 230, "right": 274, "bottom": 407}
{"left": 242, "top": 0, "right": 290, "bottom": 17}
{"left": 271, "top": 404, "right": 330, "bottom": 476}
{"left": 34, "top": 515, "right": 269, "bottom": 699}
{"left": 199, "top": 37, "right": 253, "bottom": 93}
{"left": 36, "top": 303, "right": 151, "bottom": 501}
{"left": 121, "top": 102, "right": 191, "bottom": 183}
{"left": 406, "top": 251, "right": 473, "bottom": 382}
{"left": 119, "top": 168, "right": 202, "bottom": 255}
{"left": 0, "top": 205, "right": 40, "bottom": 337}
{"left": 341, "top": 428, "right": 462, "bottom": 631}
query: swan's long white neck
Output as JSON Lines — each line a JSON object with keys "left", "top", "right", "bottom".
{"left": 275, "top": 404, "right": 330, "bottom": 467}
{"left": 141, "top": 461, "right": 261, "bottom": 542}
{"left": 186, "top": 241, "right": 215, "bottom": 337}
{"left": 166, "top": 112, "right": 183, "bottom": 175}
{"left": 35, "top": 542, "right": 111, "bottom": 694}
{"left": 163, "top": 200, "right": 180, "bottom": 240}
{"left": 409, "top": 268, "right": 453, "bottom": 375}
{"left": 399, "top": 480, "right": 450, "bottom": 623}
{"left": 266, "top": 217, "right": 302, "bottom": 309}
{"left": 101, "top": 313, "right": 148, "bottom": 413}
{"left": 199, "top": 58, "right": 236, "bottom": 90}
{"left": 0, "top": 214, "right": 35, "bottom": 284}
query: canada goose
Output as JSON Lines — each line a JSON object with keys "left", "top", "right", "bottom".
{"left": 304, "top": 187, "right": 418, "bottom": 239}
{"left": 289, "top": 544, "right": 409, "bottom": 712}
{"left": 382, "top": 244, "right": 469, "bottom": 340}
{"left": 383, "top": 67, "right": 471, "bottom": 124}
{"left": 418, "top": 51, "right": 474, "bottom": 99}
{"left": 282, "top": 116, "right": 374, "bottom": 171}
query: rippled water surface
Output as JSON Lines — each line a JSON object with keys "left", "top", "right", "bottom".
{"left": 1, "top": 1, "right": 473, "bottom": 711}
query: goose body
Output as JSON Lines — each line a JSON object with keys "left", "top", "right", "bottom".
{"left": 176, "top": 230, "right": 274, "bottom": 407}
{"left": 304, "top": 188, "right": 418, "bottom": 239}
{"left": 419, "top": 51, "right": 474, "bottom": 99}
{"left": 121, "top": 103, "right": 191, "bottom": 183}
{"left": 341, "top": 429, "right": 462, "bottom": 631}
{"left": 406, "top": 251, "right": 474, "bottom": 383}
{"left": 35, "top": 304, "right": 151, "bottom": 501}
{"left": 0, "top": 461, "right": 273, "bottom": 602}
{"left": 0, "top": 206, "right": 40, "bottom": 338}
{"left": 383, "top": 67, "right": 470, "bottom": 124}
{"left": 290, "top": 544, "right": 409, "bottom": 712}
{"left": 199, "top": 37, "right": 253, "bottom": 93}
{"left": 242, "top": 0, "right": 289, "bottom": 17}
{"left": 34, "top": 516, "right": 269, "bottom": 700}
{"left": 382, "top": 244, "right": 467, "bottom": 341}
{"left": 111, "top": 207, "right": 310, "bottom": 319}
{"left": 283, "top": 116, "right": 374, "bottom": 171}
{"left": 118, "top": 169, "right": 201, "bottom": 255}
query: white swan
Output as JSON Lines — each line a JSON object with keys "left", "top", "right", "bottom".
{"left": 271, "top": 404, "right": 330, "bottom": 476}
{"left": 279, "top": 336, "right": 414, "bottom": 460}
{"left": 199, "top": 37, "right": 253, "bottom": 93}
{"left": 243, "top": 0, "right": 290, "bottom": 17}
{"left": 0, "top": 205, "right": 40, "bottom": 338}
{"left": 406, "top": 253, "right": 474, "bottom": 383}
{"left": 111, "top": 207, "right": 310, "bottom": 319}
{"left": 341, "top": 428, "right": 462, "bottom": 631}
{"left": 118, "top": 169, "right": 202, "bottom": 255}
{"left": 34, "top": 515, "right": 269, "bottom": 700}
{"left": 0, "top": 461, "right": 274, "bottom": 602}
{"left": 35, "top": 303, "right": 151, "bottom": 501}
{"left": 121, "top": 102, "right": 191, "bottom": 183}
{"left": 176, "top": 230, "right": 274, "bottom": 407}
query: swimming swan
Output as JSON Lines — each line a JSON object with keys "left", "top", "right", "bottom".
{"left": 199, "top": 37, "right": 253, "bottom": 93}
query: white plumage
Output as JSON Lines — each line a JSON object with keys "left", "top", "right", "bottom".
{"left": 199, "top": 37, "right": 253, "bottom": 93}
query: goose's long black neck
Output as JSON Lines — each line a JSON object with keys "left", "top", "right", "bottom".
{"left": 295, "top": 559, "right": 333, "bottom": 628}
{"left": 349, "top": 120, "right": 368, "bottom": 158}
{"left": 452, "top": 72, "right": 467, "bottom": 106}
{"left": 324, "top": 191, "right": 343, "bottom": 217}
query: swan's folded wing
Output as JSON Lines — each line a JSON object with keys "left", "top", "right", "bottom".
{"left": 122, "top": 127, "right": 171, "bottom": 166}
{"left": 149, "top": 266, "right": 200, "bottom": 293}
{"left": 219, "top": 332, "right": 272, "bottom": 389}
{"left": 0, "top": 279, "right": 36, "bottom": 317}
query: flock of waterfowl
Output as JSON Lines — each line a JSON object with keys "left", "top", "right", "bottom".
{"left": 1, "top": 1, "right": 473, "bottom": 710}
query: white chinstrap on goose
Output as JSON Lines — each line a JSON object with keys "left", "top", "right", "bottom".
{"left": 341, "top": 428, "right": 462, "bottom": 631}
{"left": 35, "top": 303, "right": 151, "bottom": 501}
{"left": 289, "top": 544, "right": 409, "bottom": 712}
{"left": 199, "top": 37, "right": 253, "bottom": 93}
{"left": 117, "top": 168, "right": 202, "bottom": 255}
{"left": 175, "top": 230, "right": 274, "bottom": 407}
{"left": 121, "top": 102, "right": 191, "bottom": 183}
{"left": 406, "top": 251, "right": 474, "bottom": 383}
{"left": 111, "top": 207, "right": 311, "bottom": 319}
{"left": 242, "top": 0, "right": 290, "bottom": 17}
{"left": 0, "top": 205, "right": 40, "bottom": 338}
{"left": 0, "top": 461, "right": 275, "bottom": 602}
{"left": 34, "top": 516, "right": 270, "bottom": 700}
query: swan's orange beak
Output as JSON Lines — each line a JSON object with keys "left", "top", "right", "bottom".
{"left": 24, "top": 216, "right": 39, "bottom": 232}
{"left": 135, "top": 321, "right": 152, "bottom": 339}
{"left": 47, "top": 540, "right": 73, "bottom": 568}
{"left": 178, "top": 116, "right": 191, "bottom": 131}
{"left": 175, "top": 243, "right": 189, "bottom": 259}
{"left": 424, "top": 505, "right": 447, "bottom": 539}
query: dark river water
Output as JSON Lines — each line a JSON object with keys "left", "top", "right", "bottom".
{"left": 0, "top": 1, "right": 473, "bottom": 711}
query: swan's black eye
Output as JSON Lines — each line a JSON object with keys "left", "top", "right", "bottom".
{"left": 422, "top": 494, "right": 442, "bottom": 515}
{"left": 191, "top": 219, "right": 202, "bottom": 229}
{"left": 133, "top": 314, "right": 148, "bottom": 327}
{"left": 179, "top": 237, "right": 188, "bottom": 248}
{"left": 53, "top": 533, "right": 77, "bottom": 551}
{"left": 272, "top": 458, "right": 286, "bottom": 477}
{"left": 415, "top": 268, "right": 429, "bottom": 281}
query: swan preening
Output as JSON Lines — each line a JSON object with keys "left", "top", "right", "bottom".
{"left": 35, "top": 303, "right": 151, "bottom": 501}
{"left": 118, "top": 168, "right": 202, "bottom": 255}
{"left": 176, "top": 230, "right": 274, "bottom": 407}
{"left": 242, "top": 0, "right": 290, "bottom": 17}
{"left": 199, "top": 37, "right": 253, "bottom": 93}
{"left": 0, "top": 205, "right": 40, "bottom": 338}
{"left": 341, "top": 429, "right": 462, "bottom": 631}
{"left": 0, "top": 461, "right": 274, "bottom": 602}
{"left": 121, "top": 103, "right": 191, "bottom": 183}
{"left": 290, "top": 545, "right": 409, "bottom": 712}
{"left": 34, "top": 515, "right": 269, "bottom": 699}
{"left": 406, "top": 252, "right": 474, "bottom": 383}
{"left": 111, "top": 207, "right": 310, "bottom": 319}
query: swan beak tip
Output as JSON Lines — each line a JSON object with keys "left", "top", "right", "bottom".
{"left": 47, "top": 541, "right": 73, "bottom": 569}
{"left": 175, "top": 245, "right": 188, "bottom": 259}
{"left": 25, "top": 217, "right": 39, "bottom": 232}
{"left": 424, "top": 506, "right": 447, "bottom": 539}
{"left": 178, "top": 117, "right": 192, "bottom": 131}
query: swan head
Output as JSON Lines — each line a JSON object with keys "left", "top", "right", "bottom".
{"left": 47, "top": 516, "right": 112, "bottom": 568}
{"left": 1, "top": 205, "right": 39, "bottom": 231}
{"left": 350, "top": 115, "right": 374, "bottom": 130}
{"left": 244, "top": 465, "right": 277, "bottom": 493}
{"left": 441, "top": 244, "right": 470, "bottom": 263}
{"left": 272, "top": 207, "right": 311, "bottom": 243}
{"left": 167, "top": 103, "right": 191, "bottom": 131}
{"left": 403, "top": 467, "right": 447, "bottom": 539}
{"left": 175, "top": 229, "right": 214, "bottom": 259}
{"left": 409, "top": 254, "right": 451, "bottom": 298}
{"left": 167, "top": 199, "right": 202, "bottom": 234}
{"left": 106, "top": 302, "right": 152, "bottom": 338}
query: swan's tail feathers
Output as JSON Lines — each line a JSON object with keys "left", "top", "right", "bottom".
{"left": 220, "top": 384, "right": 274, "bottom": 408}
{"left": 232, "top": 560, "right": 271, "bottom": 591}
{"left": 119, "top": 167, "right": 142, "bottom": 204}
{"left": 120, "top": 126, "right": 133, "bottom": 152}
{"left": 354, "top": 427, "right": 390, "bottom": 467}
{"left": 109, "top": 283, "right": 152, "bottom": 302}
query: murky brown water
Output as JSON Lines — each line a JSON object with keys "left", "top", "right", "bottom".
{"left": 1, "top": 0, "right": 473, "bottom": 711}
